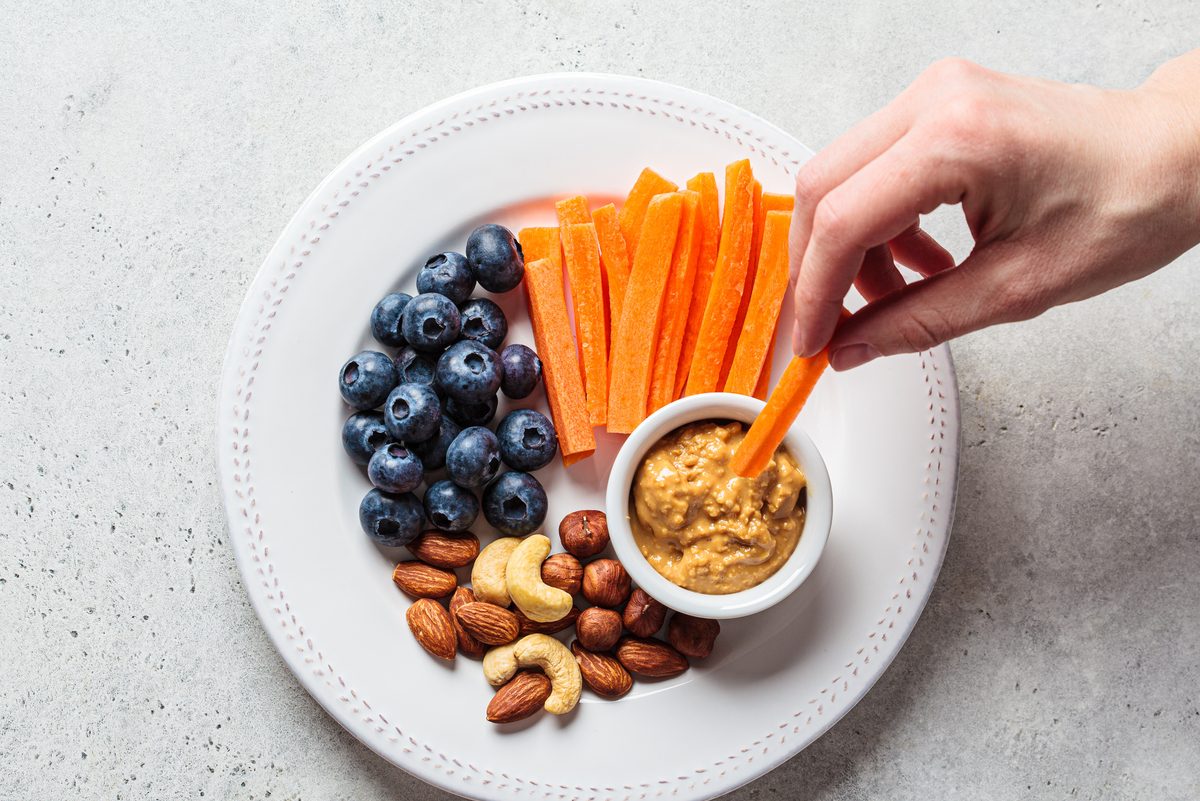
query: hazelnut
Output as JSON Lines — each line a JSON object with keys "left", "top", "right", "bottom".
{"left": 581, "top": 558, "right": 631, "bottom": 608}
{"left": 575, "top": 607, "right": 622, "bottom": 651}
{"left": 541, "top": 553, "right": 583, "bottom": 595}
{"left": 667, "top": 613, "right": 720, "bottom": 659}
{"left": 622, "top": 588, "right": 667, "bottom": 638}
{"left": 559, "top": 510, "right": 610, "bottom": 559}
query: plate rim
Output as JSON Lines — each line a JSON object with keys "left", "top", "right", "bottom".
{"left": 216, "top": 71, "right": 960, "bottom": 801}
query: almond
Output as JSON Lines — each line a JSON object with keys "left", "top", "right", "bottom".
{"left": 405, "top": 598, "right": 456, "bottom": 661}
{"left": 615, "top": 636, "right": 688, "bottom": 678}
{"left": 622, "top": 588, "right": 667, "bottom": 638}
{"left": 392, "top": 560, "right": 457, "bottom": 598}
{"left": 541, "top": 553, "right": 583, "bottom": 595}
{"left": 407, "top": 530, "right": 480, "bottom": 568}
{"left": 575, "top": 607, "right": 622, "bottom": 651}
{"left": 514, "top": 604, "right": 581, "bottom": 636}
{"left": 449, "top": 586, "right": 486, "bottom": 658}
{"left": 667, "top": 613, "right": 720, "bottom": 659}
{"left": 571, "top": 641, "right": 633, "bottom": 699}
{"left": 559, "top": 509, "right": 610, "bottom": 558}
{"left": 581, "top": 558, "right": 631, "bottom": 607}
{"left": 454, "top": 601, "right": 520, "bottom": 646}
{"left": 486, "top": 670, "right": 552, "bottom": 723}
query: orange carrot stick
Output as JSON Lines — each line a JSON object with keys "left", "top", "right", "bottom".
{"left": 617, "top": 168, "right": 677, "bottom": 260}
{"left": 674, "top": 171, "right": 721, "bottom": 398}
{"left": 647, "top": 190, "right": 703, "bottom": 413}
{"left": 724, "top": 210, "right": 792, "bottom": 395}
{"left": 729, "top": 351, "right": 830, "bottom": 477}
{"left": 524, "top": 257, "right": 596, "bottom": 465}
{"left": 684, "top": 159, "right": 755, "bottom": 396}
{"left": 607, "top": 192, "right": 684, "bottom": 434}
{"left": 753, "top": 326, "right": 777, "bottom": 400}
{"left": 561, "top": 222, "right": 608, "bottom": 427}
{"left": 518, "top": 227, "right": 563, "bottom": 273}
{"left": 555, "top": 195, "right": 592, "bottom": 227}
{"left": 592, "top": 204, "right": 630, "bottom": 351}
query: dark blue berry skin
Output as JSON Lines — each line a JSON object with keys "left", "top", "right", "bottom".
{"left": 483, "top": 471, "right": 547, "bottom": 536}
{"left": 436, "top": 340, "right": 502, "bottom": 403}
{"left": 339, "top": 350, "right": 398, "bottom": 410}
{"left": 423, "top": 479, "right": 479, "bottom": 532}
{"left": 367, "top": 443, "right": 424, "bottom": 493}
{"left": 499, "top": 344, "right": 543, "bottom": 399}
{"left": 359, "top": 488, "right": 424, "bottom": 546}
{"left": 383, "top": 383, "right": 442, "bottom": 443}
{"left": 446, "top": 426, "right": 502, "bottom": 489}
{"left": 466, "top": 224, "right": 524, "bottom": 293}
{"left": 370, "top": 292, "right": 411, "bottom": 348}
{"left": 495, "top": 409, "right": 558, "bottom": 471}
{"left": 416, "top": 252, "right": 476, "bottom": 305}
{"left": 394, "top": 346, "right": 437, "bottom": 389}
{"left": 401, "top": 292, "right": 462, "bottom": 352}
{"left": 445, "top": 394, "right": 498, "bottom": 427}
{"left": 341, "top": 411, "right": 390, "bottom": 465}
{"left": 410, "top": 415, "right": 461, "bottom": 472}
{"left": 458, "top": 298, "right": 508, "bottom": 350}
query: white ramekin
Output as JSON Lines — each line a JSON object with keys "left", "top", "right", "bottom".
{"left": 605, "top": 392, "right": 832, "bottom": 619}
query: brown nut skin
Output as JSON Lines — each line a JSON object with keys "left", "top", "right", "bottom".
{"left": 575, "top": 607, "right": 622, "bottom": 651}
{"left": 541, "top": 553, "right": 583, "bottom": 595}
{"left": 486, "top": 670, "right": 552, "bottom": 723}
{"left": 581, "top": 559, "right": 631, "bottom": 608}
{"left": 391, "top": 561, "right": 457, "bottom": 599}
{"left": 405, "top": 598, "right": 457, "bottom": 661}
{"left": 667, "top": 613, "right": 720, "bottom": 659}
{"left": 449, "top": 587, "right": 486, "bottom": 658}
{"left": 615, "top": 636, "right": 689, "bottom": 678}
{"left": 514, "top": 604, "right": 582, "bottom": 636}
{"left": 407, "top": 530, "right": 480, "bottom": 568}
{"left": 622, "top": 588, "right": 668, "bottom": 638}
{"left": 571, "top": 641, "right": 633, "bottom": 699}
{"left": 454, "top": 601, "right": 521, "bottom": 646}
{"left": 559, "top": 510, "right": 610, "bottom": 559}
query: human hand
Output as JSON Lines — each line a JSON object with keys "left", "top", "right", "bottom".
{"left": 790, "top": 52, "right": 1200, "bottom": 370}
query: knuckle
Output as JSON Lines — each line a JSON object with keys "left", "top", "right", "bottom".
{"left": 811, "top": 195, "right": 853, "bottom": 246}
{"left": 793, "top": 164, "right": 825, "bottom": 207}
{"left": 925, "top": 56, "right": 982, "bottom": 85}
{"left": 895, "top": 306, "right": 952, "bottom": 352}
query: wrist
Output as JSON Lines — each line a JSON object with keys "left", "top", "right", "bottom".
{"left": 1137, "top": 51, "right": 1200, "bottom": 223}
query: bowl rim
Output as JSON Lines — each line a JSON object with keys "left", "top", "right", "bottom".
{"left": 604, "top": 392, "right": 833, "bottom": 619}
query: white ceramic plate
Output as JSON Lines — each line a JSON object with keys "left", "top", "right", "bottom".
{"left": 217, "top": 73, "right": 959, "bottom": 801}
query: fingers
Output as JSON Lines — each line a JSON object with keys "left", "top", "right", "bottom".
{"left": 854, "top": 245, "right": 906, "bottom": 302}
{"left": 888, "top": 223, "right": 957, "bottom": 277}
{"left": 792, "top": 135, "right": 970, "bottom": 356}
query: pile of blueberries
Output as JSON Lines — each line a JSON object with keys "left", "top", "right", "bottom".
{"left": 339, "top": 224, "right": 557, "bottom": 547}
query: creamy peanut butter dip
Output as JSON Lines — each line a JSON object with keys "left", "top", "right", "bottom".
{"left": 629, "top": 420, "right": 806, "bottom": 594}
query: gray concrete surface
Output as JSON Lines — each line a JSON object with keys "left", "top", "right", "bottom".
{"left": 2, "top": 1, "right": 1198, "bottom": 798}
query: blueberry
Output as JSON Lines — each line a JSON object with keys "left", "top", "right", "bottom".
{"left": 495, "top": 409, "right": 558, "bottom": 471}
{"left": 401, "top": 292, "right": 461, "bottom": 352}
{"left": 483, "top": 471, "right": 547, "bottom": 536}
{"left": 436, "top": 340, "right": 502, "bottom": 403}
{"left": 423, "top": 479, "right": 479, "bottom": 532}
{"left": 383, "top": 383, "right": 442, "bottom": 443}
{"left": 410, "top": 415, "right": 461, "bottom": 471}
{"left": 446, "top": 426, "right": 502, "bottom": 489}
{"left": 458, "top": 298, "right": 508, "bottom": 350}
{"left": 416, "top": 252, "right": 476, "bottom": 305}
{"left": 466, "top": 224, "right": 524, "bottom": 293}
{"left": 499, "top": 344, "right": 543, "bottom": 399}
{"left": 370, "top": 292, "right": 411, "bottom": 348}
{"left": 341, "top": 411, "right": 390, "bottom": 465}
{"left": 394, "top": 346, "right": 437, "bottom": 388}
{"left": 359, "top": 488, "right": 424, "bottom": 546}
{"left": 445, "top": 394, "right": 498, "bottom": 427}
{"left": 367, "top": 442, "right": 424, "bottom": 493}
{"left": 339, "top": 350, "right": 398, "bottom": 410}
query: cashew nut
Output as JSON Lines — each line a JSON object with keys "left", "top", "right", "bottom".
{"left": 482, "top": 642, "right": 518, "bottom": 686}
{"left": 505, "top": 535, "right": 573, "bottom": 623}
{"left": 471, "top": 536, "right": 523, "bottom": 607}
{"left": 513, "top": 633, "right": 582, "bottom": 715}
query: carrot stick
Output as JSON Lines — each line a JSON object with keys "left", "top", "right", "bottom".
{"left": 518, "top": 227, "right": 563, "bottom": 273}
{"left": 555, "top": 195, "right": 592, "bottom": 227}
{"left": 647, "top": 190, "right": 703, "bottom": 413}
{"left": 523, "top": 257, "right": 596, "bottom": 465}
{"left": 673, "top": 171, "right": 721, "bottom": 398}
{"left": 729, "top": 351, "right": 830, "bottom": 477}
{"left": 752, "top": 326, "right": 777, "bottom": 400}
{"left": 683, "top": 159, "right": 755, "bottom": 396}
{"left": 724, "top": 210, "right": 792, "bottom": 395}
{"left": 561, "top": 222, "right": 608, "bottom": 427}
{"left": 607, "top": 192, "right": 684, "bottom": 434}
{"left": 592, "top": 204, "right": 630, "bottom": 353}
{"left": 617, "top": 168, "right": 678, "bottom": 260}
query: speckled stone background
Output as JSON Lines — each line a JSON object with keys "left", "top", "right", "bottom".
{"left": 2, "top": 1, "right": 1198, "bottom": 799}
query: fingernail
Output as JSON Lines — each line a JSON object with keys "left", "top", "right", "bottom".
{"left": 791, "top": 322, "right": 806, "bottom": 357}
{"left": 830, "top": 344, "right": 882, "bottom": 371}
